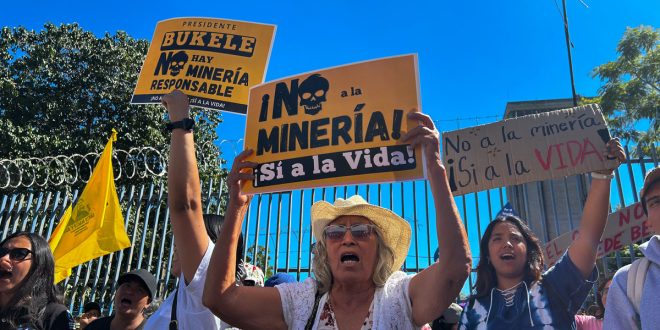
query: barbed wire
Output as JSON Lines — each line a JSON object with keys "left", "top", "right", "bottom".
{"left": 0, "top": 141, "right": 225, "bottom": 190}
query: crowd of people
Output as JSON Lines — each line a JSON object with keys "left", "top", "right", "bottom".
{"left": 0, "top": 89, "right": 657, "bottom": 329}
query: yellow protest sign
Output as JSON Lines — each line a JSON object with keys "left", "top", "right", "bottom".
{"left": 243, "top": 55, "right": 424, "bottom": 194}
{"left": 131, "top": 17, "right": 275, "bottom": 114}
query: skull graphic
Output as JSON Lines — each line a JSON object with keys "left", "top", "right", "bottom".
{"left": 168, "top": 51, "right": 189, "bottom": 77}
{"left": 298, "top": 74, "right": 329, "bottom": 115}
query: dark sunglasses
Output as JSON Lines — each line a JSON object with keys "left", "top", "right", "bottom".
{"left": 324, "top": 224, "right": 375, "bottom": 241}
{"left": 0, "top": 247, "right": 32, "bottom": 261}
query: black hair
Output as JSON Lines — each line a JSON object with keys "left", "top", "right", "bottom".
{"left": 0, "top": 232, "right": 61, "bottom": 328}
{"left": 83, "top": 301, "right": 101, "bottom": 313}
{"left": 202, "top": 214, "right": 244, "bottom": 271}
{"left": 473, "top": 216, "right": 544, "bottom": 298}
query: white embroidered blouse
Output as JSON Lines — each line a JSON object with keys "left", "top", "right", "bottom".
{"left": 276, "top": 271, "right": 418, "bottom": 330}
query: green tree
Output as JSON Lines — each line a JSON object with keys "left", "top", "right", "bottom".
{"left": 592, "top": 25, "right": 659, "bottom": 156}
{"left": 245, "top": 245, "right": 275, "bottom": 278}
{"left": 598, "top": 243, "right": 644, "bottom": 277}
{"left": 0, "top": 23, "right": 225, "bottom": 189}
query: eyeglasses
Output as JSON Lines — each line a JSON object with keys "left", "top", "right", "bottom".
{"left": 324, "top": 224, "right": 375, "bottom": 241}
{"left": 0, "top": 247, "right": 32, "bottom": 261}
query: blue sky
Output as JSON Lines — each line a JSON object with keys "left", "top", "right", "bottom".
{"left": 3, "top": 0, "right": 658, "bottom": 156}
{"left": 4, "top": 0, "right": 658, "bottom": 293}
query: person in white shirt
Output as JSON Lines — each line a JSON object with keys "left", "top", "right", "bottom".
{"left": 144, "top": 90, "right": 244, "bottom": 330}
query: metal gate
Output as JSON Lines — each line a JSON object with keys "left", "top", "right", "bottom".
{"left": 0, "top": 148, "right": 657, "bottom": 315}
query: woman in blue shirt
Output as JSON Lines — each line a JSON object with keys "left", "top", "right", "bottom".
{"left": 459, "top": 138, "right": 625, "bottom": 329}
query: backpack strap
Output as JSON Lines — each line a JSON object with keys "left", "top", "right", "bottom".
{"left": 626, "top": 257, "right": 650, "bottom": 325}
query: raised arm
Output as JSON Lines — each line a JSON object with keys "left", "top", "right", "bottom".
{"left": 404, "top": 112, "right": 472, "bottom": 326}
{"left": 202, "top": 149, "right": 287, "bottom": 329}
{"left": 568, "top": 138, "right": 625, "bottom": 278}
{"left": 164, "top": 90, "right": 208, "bottom": 283}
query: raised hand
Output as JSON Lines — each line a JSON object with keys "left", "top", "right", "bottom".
{"left": 227, "top": 149, "right": 256, "bottom": 208}
{"left": 597, "top": 138, "right": 626, "bottom": 175}
{"left": 162, "top": 90, "right": 190, "bottom": 122}
{"left": 401, "top": 111, "right": 442, "bottom": 168}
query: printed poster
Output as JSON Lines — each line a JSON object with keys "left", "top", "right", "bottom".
{"left": 442, "top": 104, "right": 619, "bottom": 196}
{"left": 132, "top": 17, "right": 275, "bottom": 114}
{"left": 243, "top": 55, "right": 424, "bottom": 194}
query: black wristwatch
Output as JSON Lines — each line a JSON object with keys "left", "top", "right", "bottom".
{"left": 166, "top": 118, "right": 195, "bottom": 132}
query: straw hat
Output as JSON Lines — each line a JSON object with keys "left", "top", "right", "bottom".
{"left": 311, "top": 195, "right": 412, "bottom": 272}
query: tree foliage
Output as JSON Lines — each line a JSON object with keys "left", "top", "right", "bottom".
{"left": 592, "top": 25, "right": 659, "bottom": 156}
{"left": 245, "top": 245, "right": 275, "bottom": 278}
{"left": 0, "top": 23, "right": 225, "bottom": 189}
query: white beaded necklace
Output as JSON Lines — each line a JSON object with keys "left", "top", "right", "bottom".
{"left": 496, "top": 281, "right": 523, "bottom": 307}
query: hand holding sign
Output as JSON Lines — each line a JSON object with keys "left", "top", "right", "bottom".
{"left": 162, "top": 90, "right": 190, "bottom": 121}
{"left": 402, "top": 112, "right": 442, "bottom": 168}
{"left": 228, "top": 149, "right": 256, "bottom": 209}
{"left": 594, "top": 138, "right": 626, "bottom": 175}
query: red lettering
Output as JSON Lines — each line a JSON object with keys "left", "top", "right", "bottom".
{"left": 555, "top": 143, "right": 568, "bottom": 169}
{"left": 619, "top": 208, "right": 632, "bottom": 226}
{"left": 631, "top": 224, "right": 642, "bottom": 241}
{"left": 642, "top": 220, "right": 651, "bottom": 238}
{"left": 553, "top": 240, "right": 563, "bottom": 257}
{"left": 571, "top": 230, "right": 580, "bottom": 240}
{"left": 613, "top": 231, "right": 623, "bottom": 250}
{"left": 535, "top": 147, "right": 553, "bottom": 170}
{"left": 545, "top": 245, "right": 555, "bottom": 261}
{"left": 566, "top": 140, "right": 583, "bottom": 166}
{"left": 581, "top": 138, "right": 604, "bottom": 163}
{"left": 603, "top": 231, "right": 624, "bottom": 254}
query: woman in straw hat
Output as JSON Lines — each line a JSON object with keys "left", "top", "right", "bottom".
{"left": 203, "top": 112, "right": 471, "bottom": 329}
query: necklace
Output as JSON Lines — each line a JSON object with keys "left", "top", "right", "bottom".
{"left": 496, "top": 281, "right": 523, "bottom": 307}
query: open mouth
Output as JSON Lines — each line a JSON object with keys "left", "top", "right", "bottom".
{"left": 120, "top": 298, "right": 133, "bottom": 307}
{"left": 500, "top": 253, "right": 515, "bottom": 261}
{"left": 0, "top": 270, "right": 12, "bottom": 279}
{"left": 341, "top": 253, "right": 360, "bottom": 265}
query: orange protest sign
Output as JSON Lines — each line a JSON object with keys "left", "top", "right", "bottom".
{"left": 243, "top": 55, "right": 424, "bottom": 194}
{"left": 131, "top": 17, "right": 275, "bottom": 114}
{"left": 543, "top": 202, "right": 652, "bottom": 266}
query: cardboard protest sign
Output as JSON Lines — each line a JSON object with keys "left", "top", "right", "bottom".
{"left": 243, "top": 55, "right": 424, "bottom": 194}
{"left": 544, "top": 202, "right": 651, "bottom": 266}
{"left": 442, "top": 104, "right": 618, "bottom": 196}
{"left": 131, "top": 17, "right": 275, "bottom": 114}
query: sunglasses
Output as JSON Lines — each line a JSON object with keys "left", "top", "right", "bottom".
{"left": 324, "top": 224, "right": 375, "bottom": 241}
{"left": 0, "top": 247, "right": 32, "bottom": 261}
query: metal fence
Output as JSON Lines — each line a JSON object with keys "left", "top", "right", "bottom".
{"left": 0, "top": 149, "right": 657, "bottom": 316}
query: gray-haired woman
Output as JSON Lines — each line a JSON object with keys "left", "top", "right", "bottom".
{"left": 203, "top": 112, "right": 471, "bottom": 329}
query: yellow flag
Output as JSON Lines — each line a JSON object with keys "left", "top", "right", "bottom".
{"left": 49, "top": 129, "right": 131, "bottom": 283}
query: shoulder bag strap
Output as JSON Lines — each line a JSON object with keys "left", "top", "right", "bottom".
{"left": 305, "top": 290, "right": 323, "bottom": 330}
{"left": 169, "top": 287, "right": 179, "bottom": 330}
